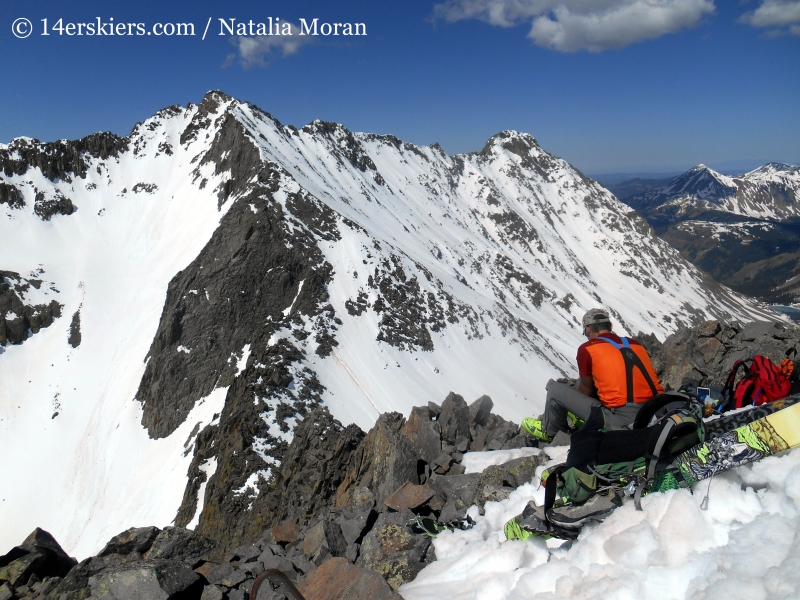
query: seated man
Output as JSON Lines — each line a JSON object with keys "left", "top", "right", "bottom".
{"left": 523, "top": 308, "right": 664, "bottom": 442}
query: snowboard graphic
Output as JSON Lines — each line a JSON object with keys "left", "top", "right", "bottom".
{"left": 677, "top": 399, "right": 800, "bottom": 486}
{"left": 703, "top": 395, "right": 800, "bottom": 440}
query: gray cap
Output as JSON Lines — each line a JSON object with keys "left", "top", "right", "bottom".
{"left": 582, "top": 308, "right": 610, "bottom": 327}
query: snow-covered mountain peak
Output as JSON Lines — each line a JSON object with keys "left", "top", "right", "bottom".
{"left": 627, "top": 160, "right": 800, "bottom": 221}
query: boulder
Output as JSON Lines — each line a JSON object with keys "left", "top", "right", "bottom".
{"left": 260, "top": 554, "right": 296, "bottom": 578}
{"left": 334, "top": 506, "right": 376, "bottom": 546}
{"left": 200, "top": 585, "right": 225, "bottom": 600}
{"left": 229, "top": 544, "right": 261, "bottom": 563}
{"left": 468, "top": 395, "right": 493, "bottom": 426}
{"left": 334, "top": 413, "right": 418, "bottom": 510}
{"left": 97, "top": 527, "right": 160, "bottom": 557}
{"left": 438, "top": 393, "right": 470, "bottom": 447}
{"left": 49, "top": 556, "right": 202, "bottom": 600}
{"left": 0, "top": 528, "right": 76, "bottom": 587}
{"left": 383, "top": 482, "right": 436, "bottom": 512}
{"left": 427, "top": 402, "right": 442, "bottom": 419}
{"left": 143, "top": 527, "right": 217, "bottom": 567}
{"left": 357, "top": 511, "right": 433, "bottom": 590}
{"left": 206, "top": 562, "right": 247, "bottom": 587}
{"left": 301, "top": 521, "right": 347, "bottom": 565}
{"left": 427, "top": 473, "right": 480, "bottom": 522}
{"left": 271, "top": 521, "right": 302, "bottom": 544}
{"left": 299, "top": 557, "right": 402, "bottom": 600}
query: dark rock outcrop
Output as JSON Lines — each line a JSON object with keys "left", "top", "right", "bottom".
{"left": 645, "top": 319, "right": 800, "bottom": 390}
{"left": 0, "top": 271, "right": 62, "bottom": 346}
{"left": 0, "top": 183, "right": 24, "bottom": 209}
{"left": 0, "top": 133, "right": 128, "bottom": 182}
{"left": 0, "top": 529, "right": 76, "bottom": 588}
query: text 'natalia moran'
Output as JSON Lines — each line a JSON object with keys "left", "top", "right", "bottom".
{"left": 219, "top": 18, "right": 366, "bottom": 36}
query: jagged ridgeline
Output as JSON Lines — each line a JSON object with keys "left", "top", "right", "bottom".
{"left": 0, "top": 91, "right": 776, "bottom": 560}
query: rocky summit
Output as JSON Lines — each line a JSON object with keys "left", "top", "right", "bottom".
{"left": 0, "top": 91, "right": 778, "bottom": 560}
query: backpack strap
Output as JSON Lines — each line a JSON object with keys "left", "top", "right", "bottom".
{"left": 543, "top": 465, "right": 568, "bottom": 522}
{"left": 597, "top": 336, "right": 659, "bottom": 403}
{"left": 722, "top": 359, "right": 750, "bottom": 410}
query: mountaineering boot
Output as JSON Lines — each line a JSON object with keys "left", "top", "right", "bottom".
{"left": 521, "top": 418, "right": 552, "bottom": 442}
{"left": 567, "top": 411, "right": 585, "bottom": 430}
{"left": 545, "top": 489, "right": 624, "bottom": 530}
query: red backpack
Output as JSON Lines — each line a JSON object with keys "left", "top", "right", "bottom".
{"left": 722, "top": 355, "right": 792, "bottom": 410}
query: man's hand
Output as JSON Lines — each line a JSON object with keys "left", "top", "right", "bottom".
{"left": 578, "top": 376, "right": 595, "bottom": 397}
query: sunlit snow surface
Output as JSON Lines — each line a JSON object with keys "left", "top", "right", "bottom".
{"left": 400, "top": 449, "right": 800, "bottom": 600}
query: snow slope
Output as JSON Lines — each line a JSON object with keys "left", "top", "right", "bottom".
{"left": 400, "top": 447, "right": 800, "bottom": 600}
{"left": 0, "top": 92, "right": 775, "bottom": 557}
{"left": 0, "top": 102, "right": 236, "bottom": 556}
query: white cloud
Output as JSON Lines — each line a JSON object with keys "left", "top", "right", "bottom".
{"left": 433, "top": 0, "right": 716, "bottom": 52}
{"left": 739, "top": 0, "right": 800, "bottom": 36}
{"left": 227, "top": 21, "right": 314, "bottom": 67}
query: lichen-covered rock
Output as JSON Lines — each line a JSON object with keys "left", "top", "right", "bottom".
{"left": 357, "top": 511, "right": 433, "bottom": 590}
{"left": 335, "top": 413, "right": 417, "bottom": 510}
{"left": 0, "top": 528, "right": 76, "bottom": 588}
{"left": 299, "top": 557, "right": 402, "bottom": 600}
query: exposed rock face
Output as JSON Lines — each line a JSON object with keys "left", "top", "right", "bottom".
{"left": 0, "top": 183, "right": 24, "bottom": 209}
{"left": 0, "top": 271, "right": 62, "bottom": 347}
{"left": 642, "top": 319, "right": 800, "bottom": 390}
{"left": 136, "top": 107, "right": 340, "bottom": 439}
{"left": 176, "top": 407, "right": 363, "bottom": 560}
{"left": 0, "top": 133, "right": 128, "bottom": 182}
{"left": 33, "top": 190, "right": 74, "bottom": 221}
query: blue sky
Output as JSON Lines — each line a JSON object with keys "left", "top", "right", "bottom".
{"left": 1, "top": 0, "right": 798, "bottom": 175}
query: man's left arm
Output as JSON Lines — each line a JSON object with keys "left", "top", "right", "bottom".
{"left": 578, "top": 376, "right": 595, "bottom": 397}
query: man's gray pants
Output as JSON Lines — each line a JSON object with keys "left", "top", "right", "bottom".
{"left": 542, "top": 380, "right": 641, "bottom": 437}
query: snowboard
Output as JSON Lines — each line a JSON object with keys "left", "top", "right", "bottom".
{"left": 677, "top": 398, "right": 800, "bottom": 486}
{"left": 703, "top": 394, "right": 800, "bottom": 440}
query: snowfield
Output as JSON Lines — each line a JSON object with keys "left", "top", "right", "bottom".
{"left": 400, "top": 447, "right": 800, "bottom": 600}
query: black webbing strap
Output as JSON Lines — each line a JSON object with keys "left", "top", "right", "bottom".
{"left": 598, "top": 337, "right": 658, "bottom": 403}
{"left": 543, "top": 465, "right": 567, "bottom": 521}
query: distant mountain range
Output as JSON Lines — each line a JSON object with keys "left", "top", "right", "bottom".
{"left": 613, "top": 163, "right": 800, "bottom": 305}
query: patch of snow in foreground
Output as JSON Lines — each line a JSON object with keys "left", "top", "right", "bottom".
{"left": 399, "top": 447, "right": 800, "bottom": 600}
